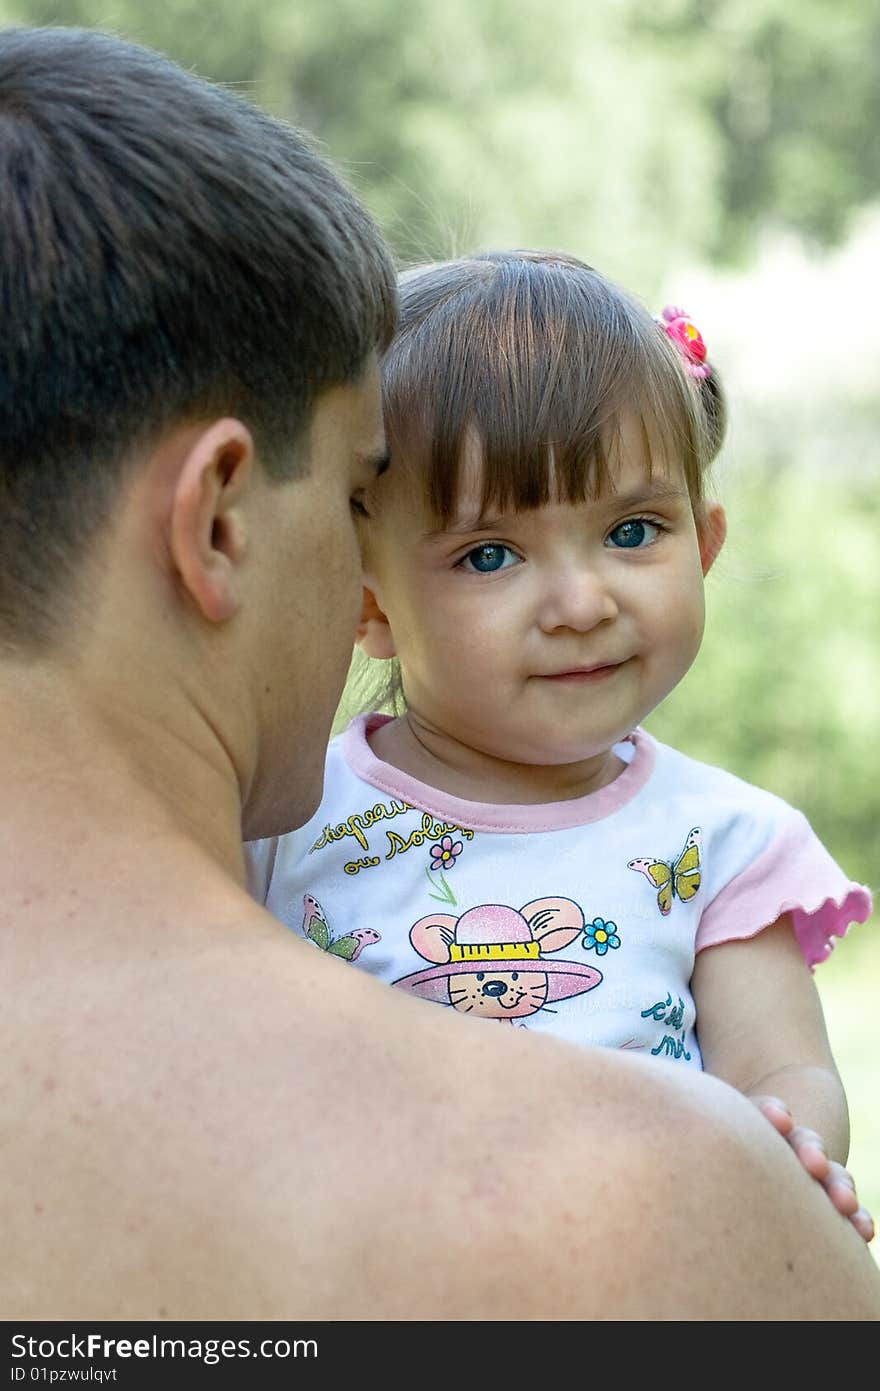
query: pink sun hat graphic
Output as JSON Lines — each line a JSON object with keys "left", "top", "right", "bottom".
{"left": 394, "top": 901, "right": 603, "bottom": 1003}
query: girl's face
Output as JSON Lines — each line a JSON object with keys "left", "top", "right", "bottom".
{"left": 359, "top": 416, "right": 725, "bottom": 800}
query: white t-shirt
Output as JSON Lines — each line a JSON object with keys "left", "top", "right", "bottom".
{"left": 246, "top": 715, "right": 872, "bottom": 1068}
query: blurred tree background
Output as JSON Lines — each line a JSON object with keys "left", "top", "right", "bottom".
{"left": 3, "top": 0, "right": 877, "bottom": 1235}
{"left": 4, "top": 0, "right": 877, "bottom": 277}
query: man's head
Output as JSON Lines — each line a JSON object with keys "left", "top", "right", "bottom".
{"left": 0, "top": 27, "right": 397, "bottom": 839}
{"left": 0, "top": 26, "right": 396, "bottom": 652}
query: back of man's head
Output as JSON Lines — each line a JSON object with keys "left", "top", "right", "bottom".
{"left": 0, "top": 26, "right": 397, "bottom": 651}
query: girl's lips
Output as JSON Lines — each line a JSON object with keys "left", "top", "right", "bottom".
{"left": 540, "top": 663, "right": 623, "bottom": 683}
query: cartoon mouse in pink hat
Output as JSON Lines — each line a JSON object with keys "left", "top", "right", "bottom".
{"left": 394, "top": 897, "right": 602, "bottom": 1024}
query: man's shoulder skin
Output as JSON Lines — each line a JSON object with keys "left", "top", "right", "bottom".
{"left": 3, "top": 885, "right": 878, "bottom": 1321}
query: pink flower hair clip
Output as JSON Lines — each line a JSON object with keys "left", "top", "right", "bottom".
{"left": 656, "top": 305, "right": 710, "bottom": 380}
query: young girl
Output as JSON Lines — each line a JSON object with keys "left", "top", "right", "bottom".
{"left": 246, "top": 251, "right": 873, "bottom": 1239}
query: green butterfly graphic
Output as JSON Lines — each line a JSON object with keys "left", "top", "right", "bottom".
{"left": 302, "top": 894, "right": 380, "bottom": 962}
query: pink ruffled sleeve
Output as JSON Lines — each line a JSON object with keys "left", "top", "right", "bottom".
{"left": 695, "top": 811, "right": 873, "bottom": 968}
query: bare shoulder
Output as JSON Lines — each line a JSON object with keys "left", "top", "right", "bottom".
{"left": 188, "top": 930, "right": 880, "bottom": 1321}
{"left": 481, "top": 1047, "right": 880, "bottom": 1321}
{"left": 333, "top": 1011, "right": 880, "bottom": 1321}
{"left": 4, "top": 895, "right": 878, "bottom": 1321}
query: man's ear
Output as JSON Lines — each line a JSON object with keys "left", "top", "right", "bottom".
{"left": 356, "top": 581, "right": 397, "bottom": 659}
{"left": 170, "top": 419, "right": 254, "bottom": 623}
{"left": 697, "top": 502, "right": 727, "bottom": 576}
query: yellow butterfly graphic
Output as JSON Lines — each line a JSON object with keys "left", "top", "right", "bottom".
{"left": 628, "top": 827, "right": 701, "bottom": 916}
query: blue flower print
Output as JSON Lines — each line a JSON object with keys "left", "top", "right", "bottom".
{"left": 582, "top": 917, "right": 620, "bottom": 956}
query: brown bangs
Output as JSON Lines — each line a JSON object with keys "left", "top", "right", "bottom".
{"left": 381, "top": 251, "right": 717, "bottom": 523}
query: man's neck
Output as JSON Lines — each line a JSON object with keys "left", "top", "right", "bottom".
{"left": 0, "top": 662, "right": 246, "bottom": 890}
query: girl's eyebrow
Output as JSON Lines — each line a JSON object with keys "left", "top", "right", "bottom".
{"left": 422, "top": 483, "right": 689, "bottom": 539}
{"left": 422, "top": 513, "right": 505, "bottom": 539}
{"left": 602, "top": 483, "right": 690, "bottom": 510}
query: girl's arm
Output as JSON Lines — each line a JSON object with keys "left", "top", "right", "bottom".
{"left": 691, "top": 913, "right": 873, "bottom": 1241}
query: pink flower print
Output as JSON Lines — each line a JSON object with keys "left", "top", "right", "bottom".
{"left": 430, "top": 835, "right": 463, "bottom": 871}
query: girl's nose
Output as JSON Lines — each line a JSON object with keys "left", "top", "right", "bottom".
{"left": 536, "top": 567, "right": 618, "bottom": 633}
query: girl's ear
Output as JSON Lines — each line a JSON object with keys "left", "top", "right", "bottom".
{"left": 356, "top": 581, "right": 397, "bottom": 659}
{"left": 697, "top": 502, "right": 727, "bottom": 576}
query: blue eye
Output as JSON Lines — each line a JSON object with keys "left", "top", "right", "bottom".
{"left": 606, "top": 518, "right": 660, "bottom": 549}
{"left": 459, "top": 543, "right": 519, "bottom": 573}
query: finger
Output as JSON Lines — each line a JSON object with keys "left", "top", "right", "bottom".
{"left": 825, "top": 1161, "right": 860, "bottom": 1218}
{"left": 849, "top": 1207, "right": 875, "bottom": 1244}
{"left": 787, "top": 1126, "right": 831, "bottom": 1181}
{"left": 751, "top": 1095, "right": 794, "bottom": 1137}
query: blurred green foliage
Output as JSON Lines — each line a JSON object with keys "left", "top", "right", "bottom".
{"left": 2, "top": 0, "right": 878, "bottom": 288}
{"left": 648, "top": 463, "right": 879, "bottom": 896}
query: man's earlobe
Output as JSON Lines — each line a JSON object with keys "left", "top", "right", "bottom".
{"left": 698, "top": 502, "right": 727, "bottom": 576}
{"left": 170, "top": 419, "right": 254, "bottom": 623}
{"left": 357, "top": 582, "right": 397, "bottom": 659}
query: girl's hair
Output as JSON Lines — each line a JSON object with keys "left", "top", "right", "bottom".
{"left": 339, "top": 249, "right": 726, "bottom": 725}
{"left": 381, "top": 250, "right": 725, "bottom": 522}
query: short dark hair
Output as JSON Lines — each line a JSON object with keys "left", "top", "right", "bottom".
{"left": 381, "top": 250, "right": 725, "bottom": 524}
{"left": 0, "top": 26, "right": 397, "bottom": 648}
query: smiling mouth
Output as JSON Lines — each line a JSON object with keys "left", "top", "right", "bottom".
{"left": 540, "top": 662, "right": 625, "bottom": 682}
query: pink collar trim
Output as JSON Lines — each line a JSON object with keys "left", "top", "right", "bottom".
{"left": 339, "top": 714, "right": 656, "bottom": 833}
